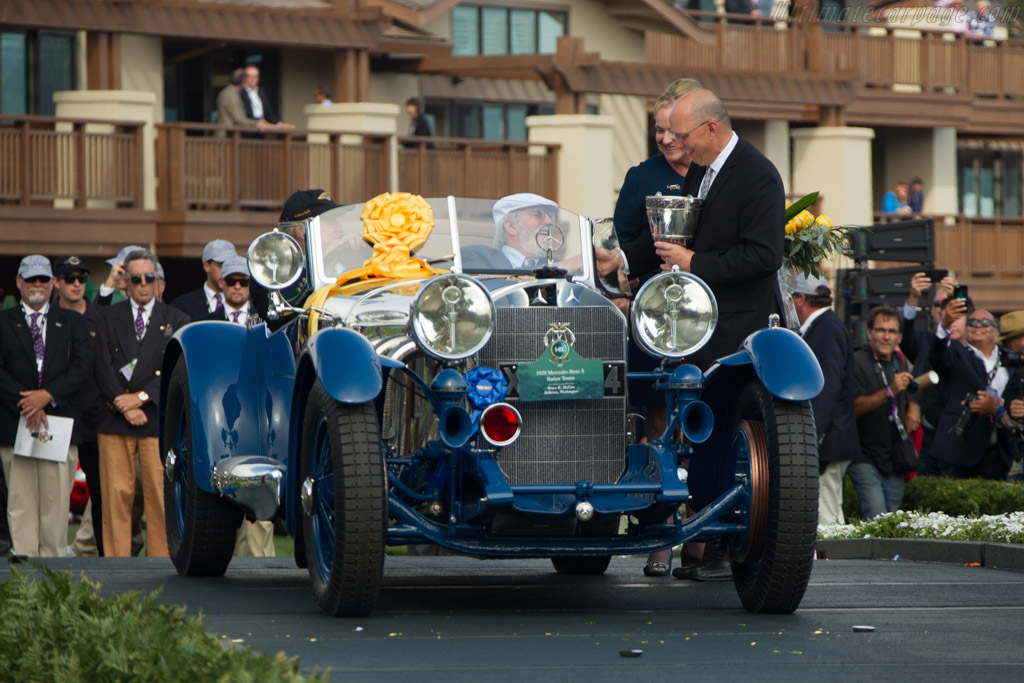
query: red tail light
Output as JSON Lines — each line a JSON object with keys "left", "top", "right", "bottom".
{"left": 479, "top": 403, "right": 522, "bottom": 446}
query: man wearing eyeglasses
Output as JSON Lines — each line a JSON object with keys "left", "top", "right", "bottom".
{"left": 849, "top": 305, "right": 921, "bottom": 519}
{"left": 95, "top": 249, "right": 189, "bottom": 556}
{"left": 52, "top": 255, "right": 107, "bottom": 556}
{"left": 0, "top": 255, "right": 92, "bottom": 556}
{"left": 930, "top": 299, "right": 1024, "bottom": 480}
{"left": 462, "top": 193, "right": 561, "bottom": 271}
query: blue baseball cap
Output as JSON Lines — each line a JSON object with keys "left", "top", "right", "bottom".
{"left": 203, "top": 239, "right": 237, "bottom": 263}
{"left": 106, "top": 245, "right": 145, "bottom": 266}
{"left": 18, "top": 254, "right": 53, "bottom": 279}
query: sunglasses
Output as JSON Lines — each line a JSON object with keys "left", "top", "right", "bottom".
{"left": 61, "top": 274, "right": 89, "bottom": 284}
{"left": 24, "top": 276, "right": 51, "bottom": 284}
{"left": 224, "top": 277, "right": 250, "bottom": 288}
{"left": 967, "top": 318, "right": 996, "bottom": 328}
{"left": 129, "top": 273, "right": 157, "bottom": 285}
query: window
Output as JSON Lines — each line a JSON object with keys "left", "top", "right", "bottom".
{"left": 0, "top": 30, "right": 74, "bottom": 115}
{"left": 453, "top": 5, "right": 567, "bottom": 56}
{"left": 430, "top": 100, "right": 554, "bottom": 140}
{"left": 958, "top": 145, "right": 1023, "bottom": 218}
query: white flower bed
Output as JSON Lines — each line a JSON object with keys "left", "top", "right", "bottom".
{"left": 817, "top": 510, "right": 1024, "bottom": 544}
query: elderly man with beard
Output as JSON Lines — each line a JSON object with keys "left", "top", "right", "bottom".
{"left": 0, "top": 255, "right": 92, "bottom": 556}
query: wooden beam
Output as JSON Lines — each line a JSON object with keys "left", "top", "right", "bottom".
{"left": 334, "top": 48, "right": 370, "bottom": 103}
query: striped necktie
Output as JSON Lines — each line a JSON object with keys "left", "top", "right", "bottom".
{"left": 698, "top": 168, "right": 715, "bottom": 200}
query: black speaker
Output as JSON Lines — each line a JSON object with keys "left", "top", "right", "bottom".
{"left": 852, "top": 219, "right": 934, "bottom": 264}
{"left": 840, "top": 266, "right": 927, "bottom": 306}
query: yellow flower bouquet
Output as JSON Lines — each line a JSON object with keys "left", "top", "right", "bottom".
{"left": 782, "top": 192, "right": 860, "bottom": 280}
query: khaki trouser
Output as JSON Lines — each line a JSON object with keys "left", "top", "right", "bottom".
{"left": 234, "top": 520, "right": 276, "bottom": 557}
{"left": 818, "top": 459, "right": 852, "bottom": 526}
{"left": 0, "top": 444, "right": 78, "bottom": 557}
{"left": 98, "top": 433, "right": 168, "bottom": 557}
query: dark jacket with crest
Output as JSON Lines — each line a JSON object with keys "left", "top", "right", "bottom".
{"left": 94, "top": 300, "right": 189, "bottom": 437}
{"left": 0, "top": 305, "right": 92, "bottom": 445}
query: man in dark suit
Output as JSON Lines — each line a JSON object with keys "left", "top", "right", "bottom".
{"left": 170, "top": 238, "right": 237, "bottom": 322}
{"left": 611, "top": 88, "right": 784, "bottom": 372}
{"left": 792, "top": 274, "right": 860, "bottom": 525}
{"left": 52, "top": 254, "right": 106, "bottom": 555}
{"left": 0, "top": 255, "right": 92, "bottom": 556}
{"left": 95, "top": 249, "right": 189, "bottom": 556}
{"left": 239, "top": 65, "right": 294, "bottom": 131}
{"left": 930, "top": 299, "right": 1023, "bottom": 480}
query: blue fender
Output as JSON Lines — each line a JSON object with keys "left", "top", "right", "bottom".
{"left": 711, "top": 327, "right": 824, "bottom": 401}
{"left": 743, "top": 327, "right": 823, "bottom": 400}
{"left": 300, "top": 327, "right": 385, "bottom": 404}
{"left": 161, "top": 321, "right": 269, "bottom": 494}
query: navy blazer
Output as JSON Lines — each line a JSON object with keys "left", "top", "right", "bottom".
{"left": 240, "top": 87, "right": 279, "bottom": 125}
{"left": 929, "top": 335, "right": 1023, "bottom": 469}
{"left": 170, "top": 288, "right": 212, "bottom": 323}
{"left": 802, "top": 310, "right": 861, "bottom": 464}
{"left": 0, "top": 304, "right": 92, "bottom": 445}
{"left": 621, "top": 136, "right": 784, "bottom": 370}
{"left": 94, "top": 300, "right": 190, "bottom": 437}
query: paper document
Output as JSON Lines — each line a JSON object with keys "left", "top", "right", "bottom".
{"left": 13, "top": 414, "right": 73, "bottom": 462}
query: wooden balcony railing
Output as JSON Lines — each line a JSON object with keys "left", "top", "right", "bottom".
{"left": 646, "top": 13, "right": 1024, "bottom": 98}
{"left": 155, "top": 123, "right": 391, "bottom": 214}
{"left": 0, "top": 114, "right": 144, "bottom": 208}
{"left": 397, "top": 137, "right": 559, "bottom": 200}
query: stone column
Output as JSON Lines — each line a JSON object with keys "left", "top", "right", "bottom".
{"left": 304, "top": 102, "right": 401, "bottom": 193}
{"left": 791, "top": 126, "right": 875, "bottom": 227}
{"left": 53, "top": 90, "right": 157, "bottom": 210}
{"left": 526, "top": 114, "right": 615, "bottom": 218}
{"left": 928, "top": 127, "right": 957, "bottom": 215}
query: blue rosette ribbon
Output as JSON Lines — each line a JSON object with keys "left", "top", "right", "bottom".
{"left": 465, "top": 365, "right": 508, "bottom": 421}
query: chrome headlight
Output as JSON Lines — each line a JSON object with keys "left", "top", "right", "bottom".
{"left": 631, "top": 270, "right": 717, "bottom": 359}
{"left": 247, "top": 231, "right": 304, "bottom": 290}
{"left": 410, "top": 274, "right": 495, "bottom": 361}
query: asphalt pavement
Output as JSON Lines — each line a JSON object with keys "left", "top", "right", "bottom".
{"left": 4, "top": 543, "right": 1024, "bottom": 682}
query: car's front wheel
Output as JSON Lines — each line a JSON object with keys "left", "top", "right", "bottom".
{"left": 164, "top": 356, "right": 243, "bottom": 576}
{"left": 300, "top": 379, "right": 386, "bottom": 617}
{"left": 729, "top": 380, "right": 818, "bottom": 614}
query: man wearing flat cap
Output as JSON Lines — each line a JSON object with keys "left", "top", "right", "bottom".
{"left": 0, "top": 255, "right": 92, "bottom": 556}
{"left": 170, "top": 239, "right": 238, "bottom": 321}
{"left": 791, "top": 273, "right": 860, "bottom": 525}
{"left": 462, "top": 193, "right": 559, "bottom": 270}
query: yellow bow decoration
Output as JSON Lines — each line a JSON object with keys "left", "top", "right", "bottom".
{"left": 304, "top": 192, "right": 445, "bottom": 338}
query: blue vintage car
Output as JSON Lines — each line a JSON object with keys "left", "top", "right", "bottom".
{"left": 159, "top": 195, "right": 823, "bottom": 617}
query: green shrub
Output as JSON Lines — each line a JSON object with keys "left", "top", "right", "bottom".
{"left": 0, "top": 564, "right": 328, "bottom": 682}
{"left": 843, "top": 473, "right": 1024, "bottom": 521}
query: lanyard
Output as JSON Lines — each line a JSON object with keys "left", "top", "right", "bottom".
{"left": 874, "top": 355, "right": 911, "bottom": 442}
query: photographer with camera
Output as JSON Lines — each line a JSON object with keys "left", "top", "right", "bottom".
{"left": 850, "top": 306, "right": 921, "bottom": 519}
{"left": 929, "top": 298, "right": 1024, "bottom": 480}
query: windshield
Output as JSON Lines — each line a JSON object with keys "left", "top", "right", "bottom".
{"left": 305, "top": 196, "right": 591, "bottom": 290}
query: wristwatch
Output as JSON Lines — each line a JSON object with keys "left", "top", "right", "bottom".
{"left": 137, "top": 390, "right": 149, "bottom": 403}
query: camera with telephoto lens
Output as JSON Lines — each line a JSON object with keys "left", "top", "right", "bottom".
{"left": 951, "top": 392, "right": 980, "bottom": 438}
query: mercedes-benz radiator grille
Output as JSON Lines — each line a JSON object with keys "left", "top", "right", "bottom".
{"left": 476, "top": 306, "right": 627, "bottom": 485}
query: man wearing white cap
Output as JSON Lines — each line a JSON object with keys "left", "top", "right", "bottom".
{"left": 791, "top": 273, "right": 860, "bottom": 525}
{"left": 462, "top": 193, "right": 559, "bottom": 270}
{"left": 0, "top": 255, "right": 92, "bottom": 556}
{"left": 170, "top": 239, "right": 238, "bottom": 321}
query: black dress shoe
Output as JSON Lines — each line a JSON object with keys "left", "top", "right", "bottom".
{"left": 671, "top": 557, "right": 732, "bottom": 581}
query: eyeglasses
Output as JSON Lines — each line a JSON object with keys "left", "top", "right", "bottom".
{"left": 967, "top": 318, "right": 996, "bottom": 328}
{"left": 870, "top": 327, "right": 900, "bottom": 336}
{"left": 128, "top": 273, "right": 157, "bottom": 285}
{"left": 61, "top": 274, "right": 89, "bottom": 284}
{"left": 224, "top": 277, "right": 250, "bottom": 288}
{"left": 671, "top": 119, "right": 711, "bottom": 143}
{"left": 23, "top": 276, "right": 51, "bottom": 284}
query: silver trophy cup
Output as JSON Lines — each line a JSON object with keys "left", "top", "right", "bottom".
{"left": 646, "top": 194, "right": 702, "bottom": 248}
